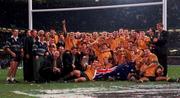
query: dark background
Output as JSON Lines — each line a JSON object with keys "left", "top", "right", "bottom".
{"left": 0, "top": 0, "right": 180, "bottom": 31}
{"left": 0, "top": 0, "right": 180, "bottom": 64}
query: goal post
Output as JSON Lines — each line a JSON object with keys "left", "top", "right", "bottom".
{"left": 28, "top": 0, "right": 33, "bottom": 30}
{"left": 28, "top": 0, "right": 167, "bottom": 30}
{"left": 163, "top": 0, "right": 167, "bottom": 30}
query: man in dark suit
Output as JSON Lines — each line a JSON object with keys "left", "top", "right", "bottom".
{"left": 39, "top": 50, "right": 62, "bottom": 82}
{"left": 23, "top": 29, "right": 38, "bottom": 82}
{"left": 153, "top": 23, "right": 169, "bottom": 76}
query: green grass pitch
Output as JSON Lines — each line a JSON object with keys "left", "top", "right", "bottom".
{"left": 0, "top": 65, "right": 179, "bottom": 98}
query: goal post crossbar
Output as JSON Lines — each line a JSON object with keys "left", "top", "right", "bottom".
{"left": 32, "top": 2, "right": 163, "bottom": 12}
{"left": 28, "top": 0, "right": 167, "bottom": 30}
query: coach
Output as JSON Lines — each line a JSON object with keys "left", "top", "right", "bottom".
{"left": 153, "top": 23, "right": 169, "bottom": 76}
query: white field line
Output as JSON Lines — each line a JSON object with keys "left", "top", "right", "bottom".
{"left": 95, "top": 88, "right": 180, "bottom": 94}
{"left": 13, "top": 91, "right": 94, "bottom": 98}
{"left": 130, "top": 84, "right": 180, "bottom": 89}
{"left": 13, "top": 87, "right": 180, "bottom": 98}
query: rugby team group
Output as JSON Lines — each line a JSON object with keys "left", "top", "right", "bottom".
{"left": 3, "top": 20, "right": 179, "bottom": 84}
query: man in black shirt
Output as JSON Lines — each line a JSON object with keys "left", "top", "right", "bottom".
{"left": 154, "top": 23, "right": 168, "bottom": 76}
{"left": 39, "top": 50, "right": 62, "bottom": 82}
{"left": 23, "top": 29, "right": 38, "bottom": 82}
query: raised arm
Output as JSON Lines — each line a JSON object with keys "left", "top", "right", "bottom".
{"left": 62, "top": 20, "right": 67, "bottom": 37}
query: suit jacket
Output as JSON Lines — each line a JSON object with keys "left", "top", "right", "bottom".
{"left": 23, "top": 36, "right": 34, "bottom": 56}
{"left": 154, "top": 30, "right": 168, "bottom": 55}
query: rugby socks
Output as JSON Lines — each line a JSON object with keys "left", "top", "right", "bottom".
{"left": 176, "top": 78, "right": 180, "bottom": 82}
{"left": 11, "top": 77, "right": 15, "bottom": 81}
{"left": 6, "top": 77, "right": 10, "bottom": 81}
{"left": 6, "top": 77, "right": 13, "bottom": 83}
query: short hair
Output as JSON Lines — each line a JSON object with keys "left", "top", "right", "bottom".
{"left": 12, "top": 29, "right": 19, "bottom": 32}
{"left": 31, "top": 29, "right": 37, "bottom": 33}
{"left": 157, "top": 23, "right": 163, "bottom": 27}
{"left": 38, "top": 30, "right": 45, "bottom": 35}
{"left": 49, "top": 44, "right": 56, "bottom": 48}
{"left": 71, "top": 46, "right": 78, "bottom": 50}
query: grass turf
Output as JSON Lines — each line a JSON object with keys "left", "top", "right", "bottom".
{"left": 0, "top": 65, "right": 179, "bottom": 98}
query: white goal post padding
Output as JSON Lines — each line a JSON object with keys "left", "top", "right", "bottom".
{"left": 28, "top": 0, "right": 167, "bottom": 30}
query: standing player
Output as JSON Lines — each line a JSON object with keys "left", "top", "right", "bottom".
{"left": 4, "top": 29, "right": 23, "bottom": 83}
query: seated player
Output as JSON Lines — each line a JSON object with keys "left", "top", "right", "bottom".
{"left": 139, "top": 65, "right": 169, "bottom": 82}
{"left": 90, "top": 37, "right": 112, "bottom": 67}
{"left": 40, "top": 49, "right": 74, "bottom": 82}
{"left": 138, "top": 49, "right": 172, "bottom": 82}
{"left": 113, "top": 47, "right": 127, "bottom": 65}
{"left": 39, "top": 50, "right": 62, "bottom": 82}
{"left": 63, "top": 60, "right": 100, "bottom": 82}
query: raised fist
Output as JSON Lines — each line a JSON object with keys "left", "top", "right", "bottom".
{"left": 62, "top": 20, "right": 66, "bottom": 24}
